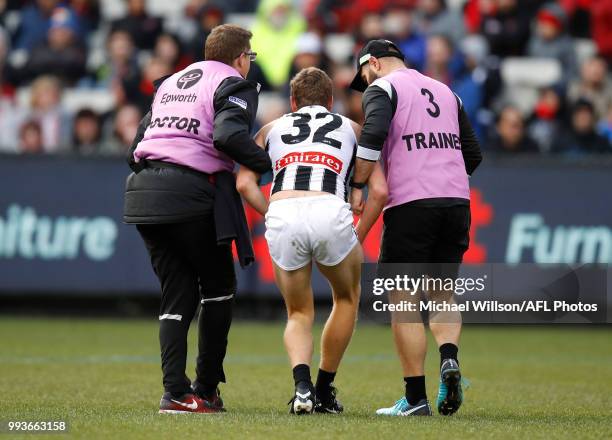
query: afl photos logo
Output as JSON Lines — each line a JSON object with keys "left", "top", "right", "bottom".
{"left": 177, "top": 69, "right": 203, "bottom": 89}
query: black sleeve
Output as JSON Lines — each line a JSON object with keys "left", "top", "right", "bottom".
{"left": 213, "top": 77, "right": 272, "bottom": 174}
{"left": 126, "top": 110, "right": 151, "bottom": 172}
{"left": 455, "top": 94, "right": 482, "bottom": 176}
{"left": 358, "top": 82, "right": 397, "bottom": 161}
{"left": 126, "top": 75, "right": 171, "bottom": 172}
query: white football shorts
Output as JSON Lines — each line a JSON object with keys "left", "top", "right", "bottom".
{"left": 264, "top": 195, "right": 358, "bottom": 271}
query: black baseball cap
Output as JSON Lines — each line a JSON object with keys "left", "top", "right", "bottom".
{"left": 349, "top": 39, "right": 405, "bottom": 92}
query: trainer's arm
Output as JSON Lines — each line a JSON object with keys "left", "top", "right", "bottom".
{"left": 236, "top": 124, "right": 273, "bottom": 216}
{"left": 126, "top": 110, "right": 152, "bottom": 172}
{"left": 455, "top": 94, "right": 482, "bottom": 175}
{"left": 213, "top": 77, "right": 272, "bottom": 174}
{"left": 355, "top": 162, "right": 388, "bottom": 243}
{"left": 350, "top": 81, "right": 395, "bottom": 213}
{"left": 126, "top": 75, "right": 170, "bottom": 171}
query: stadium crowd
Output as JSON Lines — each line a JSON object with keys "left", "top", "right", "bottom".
{"left": 0, "top": 0, "right": 611, "bottom": 155}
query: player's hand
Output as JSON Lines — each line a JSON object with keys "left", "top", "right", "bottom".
{"left": 350, "top": 188, "right": 364, "bottom": 215}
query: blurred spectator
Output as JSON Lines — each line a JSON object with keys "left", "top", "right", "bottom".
{"left": 527, "top": 3, "right": 577, "bottom": 82}
{"left": 287, "top": 33, "right": 329, "bottom": 90}
{"left": 105, "top": 104, "right": 142, "bottom": 154}
{"left": 22, "top": 7, "right": 86, "bottom": 85}
{"left": 133, "top": 56, "right": 173, "bottom": 113}
{"left": 110, "top": 0, "right": 162, "bottom": 50}
{"left": 425, "top": 34, "right": 454, "bottom": 84}
{"left": 27, "top": 75, "right": 69, "bottom": 152}
{"left": 414, "top": 0, "right": 465, "bottom": 43}
{"left": 0, "top": 27, "right": 20, "bottom": 152}
{"left": 214, "top": 0, "right": 257, "bottom": 13}
{"left": 384, "top": 5, "right": 426, "bottom": 71}
{"left": 97, "top": 30, "right": 140, "bottom": 105}
{"left": 250, "top": 0, "right": 306, "bottom": 89}
{"left": 344, "top": 89, "right": 366, "bottom": 124}
{"left": 456, "top": 35, "right": 489, "bottom": 139}
{"left": 154, "top": 33, "right": 191, "bottom": 73}
{"left": 592, "top": 0, "right": 612, "bottom": 63}
{"left": 70, "top": 0, "right": 100, "bottom": 35}
{"left": 560, "top": 0, "right": 592, "bottom": 38}
{"left": 355, "top": 12, "right": 384, "bottom": 45}
{"left": 554, "top": 99, "right": 610, "bottom": 153}
{"left": 527, "top": 86, "right": 565, "bottom": 152}
{"left": 72, "top": 108, "right": 102, "bottom": 154}
{"left": 188, "top": 5, "right": 224, "bottom": 61}
{"left": 479, "top": 0, "right": 532, "bottom": 58}
{"left": 310, "top": 0, "right": 392, "bottom": 34}
{"left": 255, "top": 93, "right": 289, "bottom": 130}
{"left": 0, "top": 27, "right": 13, "bottom": 96}
{"left": 424, "top": 35, "right": 485, "bottom": 136}
{"left": 488, "top": 105, "right": 539, "bottom": 153}
{"left": 14, "top": 0, "right": 64, "bottom": 50}
{"left": 567, "top": 56, "right": 612, "bottom": 120}
{"left": 327, "top": 62, "right": 362, "bottom": 121}
{"left": 19, "top": 119, "right": 44, "bottom": 154}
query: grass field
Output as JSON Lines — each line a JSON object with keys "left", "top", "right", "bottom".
{"left": 0, "top": 319, "right": 611, "bottom": 439}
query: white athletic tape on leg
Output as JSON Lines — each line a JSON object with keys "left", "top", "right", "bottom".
{"left": 201, "top": 294, "right": 234, "bottom": 304}
{"left": 159, "top": 314, "right": 182, "bottom": 321}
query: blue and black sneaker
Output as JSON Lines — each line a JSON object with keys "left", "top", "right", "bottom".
{"left": 437, "top": 358, "right": 462, "bottom": 415}
{"left": 375, "top": 397, "right": 432, "bottom": 416}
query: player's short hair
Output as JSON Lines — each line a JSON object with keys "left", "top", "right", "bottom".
{"left": 205, "top": 24, "right": 252, "bottom": 65}
{"left": 290, "top": 67, "right": 333, "bottom": 109}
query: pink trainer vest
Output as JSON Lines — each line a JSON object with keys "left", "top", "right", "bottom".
{"left": 134, "top": 61, "right": 242, "bottom": 174}
{"left": 379, "top": 68, "right": 470, "bottom": 209}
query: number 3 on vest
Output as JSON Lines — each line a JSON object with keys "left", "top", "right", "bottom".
{"left": 421, "top": 88, "right": 440, "bottom": 118}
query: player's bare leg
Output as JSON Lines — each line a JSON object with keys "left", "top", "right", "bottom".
{"left": 274, "top": 261, "right": 315, "bottom": 366}
{"left": 273, "top": 261, "right": 316, "bottom": 414}
{"left": 317, "top": 244, "right": 362, "bottom": 372}
{"left": 314, "top": 244, "right": 362, "bottom": 413}
{"left": 429, "top": 283, "right": 462, "bottom": 346}
{"left": 392, "top": 323, "right": 427, "bottom": 377}
{"left": 376, "top": 292, "right": 432, "bottom": 416}
{"left": 429, "top": 287, "right": 463, "bottom": 416}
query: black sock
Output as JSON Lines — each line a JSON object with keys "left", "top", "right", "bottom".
{"left": 404, "top": 376, "right": 427, "bottom": 405}
{"left": 292, "top": 364, "right": 311, "bottom": 386}
{"left": 192, "top": 379, "right": 218, "bottom": 397}
{"left": 439, "top": 343, "right": 459, "bottom": 366}
{"left": 315, "top": 369, "right": 336, "bottom": 397}
{"left": 201, "top": 382, "right": 218, "bottom": 396}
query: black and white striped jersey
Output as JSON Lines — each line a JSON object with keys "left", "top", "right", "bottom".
{"left": 266, "top": 105, "right": 357, "bottom": 200}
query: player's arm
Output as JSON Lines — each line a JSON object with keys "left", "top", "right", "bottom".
{"left": 355, "top": 162, "right": 387, "bottom": 243}
{"left": 350, "top": 80, "right": 395, "bottom": 214}
{"left": 213, "top": 77, "right": 272, "bottom": 174}
{"left": 455, "top": 94, "right": 483, "bottom": 175}
{"left": 236, "top": 123, "right": 274, "bottom": 216}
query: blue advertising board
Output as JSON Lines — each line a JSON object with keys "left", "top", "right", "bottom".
{"left": 0, "top": 155, "right": 610, "bottom": 296}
